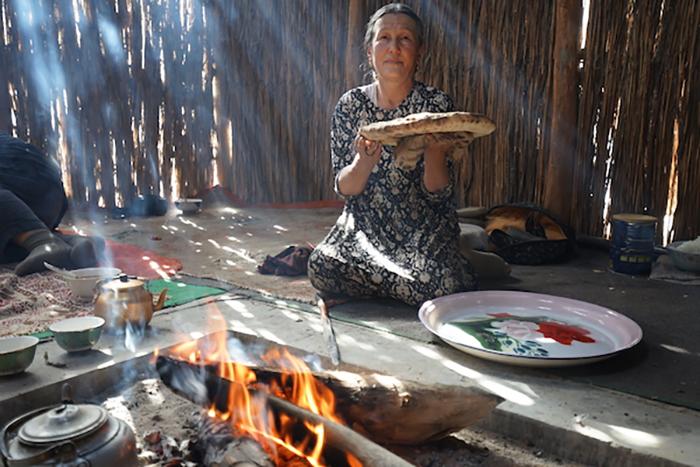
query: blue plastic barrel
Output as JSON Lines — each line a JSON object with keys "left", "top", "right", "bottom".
{"left": 610, "top": 213, "right": 657, "bottom": 274}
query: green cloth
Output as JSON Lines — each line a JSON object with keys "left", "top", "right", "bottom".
{"left": 32, "top": 330, "right": 54, "bottom": 341}
{"left": 145, "top": 278, "right": 226, "bottom": 307}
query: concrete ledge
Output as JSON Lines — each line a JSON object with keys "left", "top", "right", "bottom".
{"left": 480, "top": 409, "right": 689, "bottom": 467}
{"left": 1, "top": 294, "right": 698, "bottom": 466}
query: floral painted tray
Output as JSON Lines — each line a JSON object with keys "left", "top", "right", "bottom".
{"left": 418, "top": 291, "right": 643, "bottom": 367}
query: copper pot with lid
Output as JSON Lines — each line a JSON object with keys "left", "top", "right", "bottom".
{"left": 0, "top": 384, "right": 137, "bottom": 466}
{"left": 94, "top": 274, "right": 167, "bottom": 329}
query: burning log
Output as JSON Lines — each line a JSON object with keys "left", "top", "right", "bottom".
{"left": 156, "top": 354, "right": 502, "bottom": 445}
{"left": 157, "top": 355, "right": 413, "bottom": 467}
{"left": 194, "top": 415, "right": 275, "bottom": 466}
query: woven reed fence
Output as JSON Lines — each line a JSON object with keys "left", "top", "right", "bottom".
{"left": 573, "top": 0, "right": 700, "bottom": 240}
{"left": 0, "top": 0, "right": 697, "bottom": 239}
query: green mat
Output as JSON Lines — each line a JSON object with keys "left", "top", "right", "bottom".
{"left": 145, "top": 278, "right": 226, "bottom": 308}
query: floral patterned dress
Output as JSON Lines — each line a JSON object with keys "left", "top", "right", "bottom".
{"left": 308, "top": 82, "right": 476, "bottom": 306}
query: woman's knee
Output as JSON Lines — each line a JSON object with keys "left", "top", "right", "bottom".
{"left": 307, "top": 248, "right": 334, "bottom": 290}
{"left": 307, "top": 248, "right": 323, "bottom": 277}
{"left": 391, "top": 267, "right": 474, "bottom": 306}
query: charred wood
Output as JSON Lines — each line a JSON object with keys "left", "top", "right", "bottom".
{"left": 192, "top": 415, "right": 275, "bottom": 467}
{"left": 156, "top": 355, "right": 503, "bottom": 445}
{"left": 156, "top": 355, "right": 413, "bottom": 467}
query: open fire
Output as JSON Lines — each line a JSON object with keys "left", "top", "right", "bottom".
{"left": 0, "top": 321, "right": 499, "bottom": 466}
{"left": 159, "top": 330, "right": 362, "bottom": 467}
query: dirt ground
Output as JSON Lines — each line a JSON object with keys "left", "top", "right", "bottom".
{"left": 103, "top": 378, "right": 582, "bottom": 467}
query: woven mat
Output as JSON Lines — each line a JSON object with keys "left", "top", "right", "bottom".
{"left": 0, "top": 271, "right": 226, "bottom": 339}
{"left": 0, "top": 267, "right": 92, "bottom": 337}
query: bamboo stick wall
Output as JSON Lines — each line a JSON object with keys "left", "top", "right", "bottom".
{"left": 0, "top": 0, "right": 697, "bottom": 239}
{"left": 573, "top": 0, "right": 700, "bottom": 240}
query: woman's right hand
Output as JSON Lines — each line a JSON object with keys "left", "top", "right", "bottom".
{"left": 354, "top": 135, "right": 382, "bottom": 166}
{"left": 336, "top": 135, "right": 382, "bottom": 196}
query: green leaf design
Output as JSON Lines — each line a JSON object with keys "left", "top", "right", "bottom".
{"left": 447, "top": 321, "right": 504, "bottom": 351}
{"left": 446, "top": 317, "right": 551, "bottom": 357}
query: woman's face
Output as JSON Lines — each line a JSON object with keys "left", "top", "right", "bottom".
{"left": 368, "top": 13, "right": 422, "bottom": 84}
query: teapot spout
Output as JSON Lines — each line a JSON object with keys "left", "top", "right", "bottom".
{"left": 153, "top": 289, "right": 168, "bottom": 311}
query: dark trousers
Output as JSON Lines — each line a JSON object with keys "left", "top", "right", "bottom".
{"left": 0, "top": 135, "right": 67, "bottom": 264}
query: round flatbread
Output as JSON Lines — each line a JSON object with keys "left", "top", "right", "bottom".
{"left": 359, "top": 111, "right": 496, "bottom": 145}
{"left": 392, "top": 132, "right": 475, "bottom": 169}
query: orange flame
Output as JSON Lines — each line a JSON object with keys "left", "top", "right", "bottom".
{"left": 166, "top": 327, "right": 361, "bottom": 466}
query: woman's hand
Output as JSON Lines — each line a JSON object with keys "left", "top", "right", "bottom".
{"left": 422, "top": 133, "right": 451, "bottom": 193}
{"left": 355, "top": 135, "right": 382, "bottom": 167}
{"left": 423, "top": 133, "right": 453, "bottom": 161}
{"left": 336, "top": 135, "right": 383, "bottom": 196}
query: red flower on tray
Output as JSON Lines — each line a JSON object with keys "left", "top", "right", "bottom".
{"left": 488, "top": 312, "right": 514, "bottom": 318}
{"left": 537, "top": 321, "right": 595, "bottom": 345}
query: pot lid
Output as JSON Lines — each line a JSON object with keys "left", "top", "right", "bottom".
{"left": 102, "top": 274, "right": 144, "bottom": 291}
{"left": 612, "top": 213, "right": 657, "bottom": 224}
{"left": 18, "top": 404, "right": 108, "bottom": 445}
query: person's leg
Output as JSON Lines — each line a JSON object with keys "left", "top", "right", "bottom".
{"left": 56, "top": 233, "right": 106, "bottom": 268}
{"left": 382, "top": 255, "right": 478, "bottom": 307}
{"left": 308, "top": 247, "right": 378, "bottom": 299}
{"left": 13, "top": 229, "right": 73, "bottom": 276}
{"left": 0, "top": 135, "right": 77, "bottom": 274}
{"left": 0, "top": 188, "right": 73, "bottom": 275}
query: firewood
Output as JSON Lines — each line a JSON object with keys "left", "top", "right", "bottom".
{"left": 267, "top": 393, "right": 412, "bottom": 467}
{"left": 194, "top": 414, "right": 275, "bottom": 467}
{"left": 156, "top": 355, "right": 502, "bottom": 446}
{"left": 319, "top": 370, "right": 503, "bottom": 445}
{"left": 157, "top": 356, "right": 413, "bottom": 467}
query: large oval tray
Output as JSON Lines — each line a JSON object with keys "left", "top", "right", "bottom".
{"left": 418, "top": 291, "right": 642, "bottom": 367}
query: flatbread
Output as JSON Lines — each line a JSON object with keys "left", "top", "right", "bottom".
{"left": 393, "top": 132, "right": 474, "bottom": 169}
{"left": 359, "top": 111, "right": 495, "bottom": 145}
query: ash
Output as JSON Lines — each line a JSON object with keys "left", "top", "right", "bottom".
{"left": 101, "top": 378, "right": 201, "bottom": 466}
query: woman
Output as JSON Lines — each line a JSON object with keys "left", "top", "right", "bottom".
{"left": 308, "top": 3, "right": 476, "bottom": 306}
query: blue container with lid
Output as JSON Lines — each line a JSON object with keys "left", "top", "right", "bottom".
{"left": 609, "top": 213, "right": 657, "bottom": 274}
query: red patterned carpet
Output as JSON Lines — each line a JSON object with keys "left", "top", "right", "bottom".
{"left": 101, "top": 240, "right": 182, "bottom": 279}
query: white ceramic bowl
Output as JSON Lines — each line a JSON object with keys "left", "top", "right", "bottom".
{"left": 175, "top": 198, "right": 202, "bottom": 215}
{"left": 0, "top": 336, "right": 39, "bottom": 376}
{"left": 49, "top": 316, "right": 105, "bottom": 352}
{"left": 68, "top": 267, "right": 122, "bottom": 299}
{"left": 666, "top": 241, "right": 700, "bottom": 273}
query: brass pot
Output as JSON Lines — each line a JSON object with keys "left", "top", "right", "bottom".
{"left": 94, "top": 274, "right": 167, "bottom": 329}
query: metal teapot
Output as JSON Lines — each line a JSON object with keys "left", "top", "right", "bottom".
{"left": 94, "top": 274, "right": 167, "bottom": 329}
{"left": 0, "top": 384, "right": 137, "bottom": 466}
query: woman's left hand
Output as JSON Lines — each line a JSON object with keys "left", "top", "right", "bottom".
{"left": 423, "top": 133, "right": 453, "bottom": 161}
{"left": 422, "top": 134, "right": 451, "bottom": 192}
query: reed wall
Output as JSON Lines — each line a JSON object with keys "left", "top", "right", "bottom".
{"left": 0, "top": 0, "right": 697, "bottom": 239}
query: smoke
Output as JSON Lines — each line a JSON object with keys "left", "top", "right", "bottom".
{"left": 97, "top": 13, "right": 125, "bottom": 65}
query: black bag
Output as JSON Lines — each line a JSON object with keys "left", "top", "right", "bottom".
{"left": 257, "top": 245, "right": 313, "bottom": 276}
{"left": 485, "top": 204, "right": 575, "bottom": 265}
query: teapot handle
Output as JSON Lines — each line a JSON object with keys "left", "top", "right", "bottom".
{"left": 153, "top": 288, "right": 168, "bottom": 311}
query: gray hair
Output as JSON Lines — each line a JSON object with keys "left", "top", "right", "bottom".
{"left": 361, "top": 3, "right": 425, "bottom": 82}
